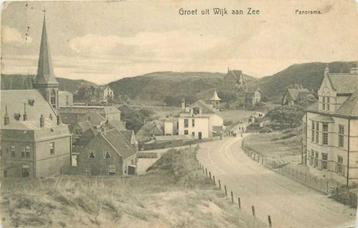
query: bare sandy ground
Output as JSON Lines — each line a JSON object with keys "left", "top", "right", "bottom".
{"left": 197, "top": 136, "right": 356, "bottom": 228}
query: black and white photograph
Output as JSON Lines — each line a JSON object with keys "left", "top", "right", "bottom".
{"left": 1, "top": 0, "right": 358, "bottom": 227}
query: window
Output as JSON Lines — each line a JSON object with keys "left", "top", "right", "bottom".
{"left": 321, "top": 153, "right": 328, "bottom": 169}
{"left": 22, "top": 165, "right": 30, "bottom": 177}
{"left": 10, "top": 146, "right": 15, "bottom": 158}
{"left": 89, "top": 152, "right": 95, "bottom": 159}
{"left": 322, "top": 123, "right": 328, "bottom": 145}
{"left": 71, "top": 155, "right": 78, "bottom": 167}
{"left": 314, "top": 152, "right": 319, "bottom": 168}
{"left": 50, "top": 142, "right": 55, "bottom": 155}
{"left": 322, "top": 97, "right": 326, "bottom": 110}
{"left": 184, "top": 119, "right": 189, "bottom": 128}
{"left": 25, "top": 146, "right": 30, "bottom": 158}
{"left": 337, "top": 156, "right": 344, "bottom": 176}
{"left": 338, "top": 125, "right": 344, "bottom": 147}
{"left": 184, "top": 130, "right": 189, "bottom": 135}
{"left": 104, "top": 152, "right": 111, "bottom": 159}
{"left": 315, "top": 122, "right": 319, "bottom": 143}
{"left": 311, "top": 121, "right": 315, "bottom": 142}
{"left": 326, "top": 97, "right": 330, "bottom": 111}
{"left": 192, "top": 132, "right": 195, "bottom": 137}
{"left": 192, "top": 119, "right": 195, "bottom": 127}
{"left": 108, "top": 165, "right": 116, "bottom": 175}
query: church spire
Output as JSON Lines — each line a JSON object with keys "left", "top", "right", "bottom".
{"left": 33, "top": 14, "right": 58, "bottom": 87}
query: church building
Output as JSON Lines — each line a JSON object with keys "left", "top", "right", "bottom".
{"left": 0, "top": 15, "right": 72, "bottom": 178}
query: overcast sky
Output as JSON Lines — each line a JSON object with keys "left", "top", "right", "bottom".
{"left": 2, "top": 0, "right": 358, "bottom": 84}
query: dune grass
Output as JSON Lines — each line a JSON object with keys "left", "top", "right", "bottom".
{"left": 1, "top": 147, "right": 267, "bottom": 228}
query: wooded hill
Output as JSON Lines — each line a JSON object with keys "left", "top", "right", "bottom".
{"left": 2, "top": 61, "right": 355, "bottom": 105}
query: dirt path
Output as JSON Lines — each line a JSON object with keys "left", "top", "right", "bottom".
{"left": 197, "top": 136, "right": 356, "bottom": 228}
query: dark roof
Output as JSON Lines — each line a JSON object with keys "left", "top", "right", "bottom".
{"left": 336, "top": 89, "right": 358, "bottom": 117}
{"left": 328, "top": 74, "right": 358, "bottom": 94}
{"left": 286, "top": 88, "right": 310, "bottom": 101}
{"left": 190, "top": 100, "right": 215, "bottom": 114}
{"left": 33, "top": 16, "right": 58, "bottom": 86}
{"left": 103, "top": 129, "right": 136, "bottom": 159}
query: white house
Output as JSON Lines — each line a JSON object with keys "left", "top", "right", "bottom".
{"left": 177, "top": 99, "right": 224, "bottom": 139}
{"left": 303, "top": 64, "right": 358, "bottom": 186}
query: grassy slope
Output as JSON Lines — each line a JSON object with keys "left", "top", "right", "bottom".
{"left": 0, "top": 148, "right": 267, "bottom": 228}
{"left": 244, "top": 128, "right": 302, "bottom": 165}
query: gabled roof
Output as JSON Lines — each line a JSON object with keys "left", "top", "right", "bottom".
{"left": 1, "top": 90, "right": 59, "bottom": 129}
{"left": 336, "top": 89, "right": 358, "bottom": 117}
{"left": 327, "top": 74, "right": 358, "bottom": 94}
{"left": 190, "top": 100, "right": 215, "bottom": 114}
{"left": 33, "top": 16, "right": 58, "bottom": 86}
{"left": 102, "top": 129, "right": 136, "bottom": 159}
{"left": 286, "top": 88, "right": 310, "bottom": 101}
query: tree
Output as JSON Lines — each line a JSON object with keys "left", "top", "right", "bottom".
{"left": 266, "top": 105, "right": 304, "bottom": 128}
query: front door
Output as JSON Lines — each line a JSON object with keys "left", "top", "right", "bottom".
{"left": 198, "top": 132, "right": 202, "bottom": 140}
{"left": 22, "top": 167, "right": 30, "bottom": 177}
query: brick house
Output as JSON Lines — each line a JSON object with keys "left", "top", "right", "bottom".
{"left": 0, "top": 16, "right": 71, "bottom": 178}
{"left": 70, "top": 124, "right": 137, "bottom": 176}
{"left": 303, "top": 65, "right": 358, "bottom": 186}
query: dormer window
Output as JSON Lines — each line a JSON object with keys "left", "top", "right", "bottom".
{"left": 89, "top": 152, "right": 95, "bottom": 159}
{"left": 104, "top": 152, "right": 111, "bottom": 159}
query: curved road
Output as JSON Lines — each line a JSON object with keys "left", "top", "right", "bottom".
{"left": 197, "top": 136, "right": 356, "bottom": 228}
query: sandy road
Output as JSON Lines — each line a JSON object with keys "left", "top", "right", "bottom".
{"left": 197, "top": 136, "right": 356, "bottom": 228}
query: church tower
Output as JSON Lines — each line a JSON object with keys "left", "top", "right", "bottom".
{"left": 33, "top": 14, "right": 59, "bottom": 110}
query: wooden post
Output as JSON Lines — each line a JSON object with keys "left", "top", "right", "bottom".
{"left": 205, "top": 168, "right": 208, "bottom": 176}
{"left": 218, "top": 180, "right": 221, "bottom": 190}
{"left": 213, "top": 175, "right": 216, "bottom": 185}
{"left": 268, "top": 215, "right": 272, "bottom": 227}
{"left": 251, "top": 206, "right": 255, "bottom": 217}
{"left": 231, "top": 191, "right": 234, "bottom": 203}
{"left": 224, "top": 185, "right": 227, "bottom": 196}
{"left": 209, "top": 171, "right": 212, "bottom": 180}
{"left": 238, "top": 197, "right": 241, "bottom": 208}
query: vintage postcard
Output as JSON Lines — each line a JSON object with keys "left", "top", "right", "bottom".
{"left": 1, "top": 0, "right": 358, "bottom": 227}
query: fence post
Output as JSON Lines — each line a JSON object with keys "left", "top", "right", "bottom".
{"left": 268, "top": 215, "right": 272, "bottom": 227}
{"left": 238, "top": 197, "right": 241, "bottom": 208}
{"left": 209, "top": 171, "right": 212, "bottom": 180}
{"left": 224, "top": 185, "right": 227, "bottom": 196}
{"left": 231, "top": 191, "right": 234, "bottom": 203}
{"left": 218, "top": 180, "right": 221, "bottom": 190}
{"left": 251, "top": 206, "right": 255, "bottom": 217}
{"left": 205, "top": 168, "right": 208, "bottom": 176}
{"left": 213, "top": 175, "right": 216, "bottom": 185}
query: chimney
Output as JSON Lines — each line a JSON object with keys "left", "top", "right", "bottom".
{"left": 4, "top": 105, "right": 10, "bottom": 126}
{"left": 23, "top": 103, "right": 28, "bottom": 121}
{"left": 56, "top": 115, "right": 60, "bottom": 125}
{"left": 40, "top": 114, "right": 44, "bottom": 128}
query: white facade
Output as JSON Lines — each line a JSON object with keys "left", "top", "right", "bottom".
{"left": 303, "top": 66, "right": 358, "bottom": 185}
{"left": 164, "top": 120, "right": 174, "bottom": 135}
{"left": 178, "top": 115, "right": 210, "bottom": 139}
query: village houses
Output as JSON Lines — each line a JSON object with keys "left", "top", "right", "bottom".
{"left": 303, "top": 65, "right": 358, "bottom": 186}
{"left": 0, "top": 16, "right": 72, "bottom": 178}
{"left": 282, "top": 85, "right": 315, "bottom": 106}
{"left": 177, "top": 91, "right": 224, "bottom": 139}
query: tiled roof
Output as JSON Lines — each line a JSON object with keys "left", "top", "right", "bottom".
{"left": 103, "top": 129, "right": 136, "bottom": 159}
{"left": 190, "top": 100, "right": 215, "bottom": 114}
{"left": 328, "top": 74, "right": 358, "bottom": 94}
{"left": 1, "top": 90, "right": 59, "bottom": 129}
{"left": 336, "top": 89, "right": 358, "bottom": 117}
{"left": 287, "top": 88, "right": 310, "bottom": 100}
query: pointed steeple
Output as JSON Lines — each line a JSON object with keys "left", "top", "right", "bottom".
{"left": 33, "top": 15, "right": 58, "bottom": 87}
